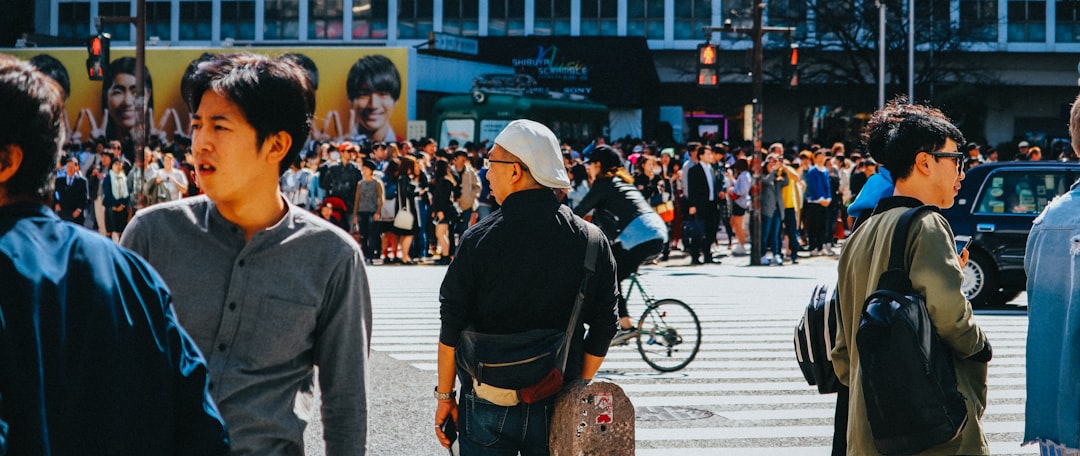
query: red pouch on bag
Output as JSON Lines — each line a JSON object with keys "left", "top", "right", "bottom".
{"left": 518, "top": 368, "right": 564, "bottom": 404}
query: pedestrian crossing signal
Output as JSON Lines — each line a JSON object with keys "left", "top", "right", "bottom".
{"left": 697, "top": 43, "right": 719, "bottom": 88}
{"left": 86, "top": 34, "right": 110, "bottom": 81}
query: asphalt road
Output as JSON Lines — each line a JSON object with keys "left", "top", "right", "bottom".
{"left": 301, "top": 251, "right": 1031, "bottom": 455}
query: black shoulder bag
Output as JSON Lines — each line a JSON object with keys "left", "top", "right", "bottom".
{"left": 857, "top": 205, "right": 968, "bottom": 455}
{"left": 455, "top": 223, "right": 603, "bottom": 405}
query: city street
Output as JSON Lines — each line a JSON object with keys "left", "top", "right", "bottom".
{"left": 306, "top": 253, "right": 1032, "bottom": 455}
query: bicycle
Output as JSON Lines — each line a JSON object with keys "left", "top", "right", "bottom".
{"left": 610, "top": 272, "right": 702, "bottom": 372}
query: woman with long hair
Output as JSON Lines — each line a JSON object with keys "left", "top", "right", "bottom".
{"left": 566, "top": 163, "right": 590, "bottom": 208}
{"left": 574, "top": 145, "right": 667, "bottom": 338}
{"left": 430, "top": 159, "right": 459, "bottom": 264}
{"left": 394, "top": 154, "right": 421, "bottom": 264}
{"left": 728, "top": 158, "right": 752, "bottom": 255}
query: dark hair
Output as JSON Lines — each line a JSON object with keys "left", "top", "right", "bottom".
{"left": 434, "top": 159, "right": 453, "bottom": 184}
{"left": 346, "top": 55, "right": 401, "bottom": 101}
{"left": 29, "top": 54, "right": 70, "bottom": 99}
{"left": 880, "top": 112, "right": 965, "bottom": 181}
{"left": 589, "top": 145, "right": 622, "bottom": 170}
{"left": 361, "top": 159, "right": 377, "bottom": 171}
{"left": 281, "top": 53, "right": 320, "bottom": 91}
{"left": 183, "top": 53, "right": 315, "bottom": 175}
{"left": 862, "top": 97, "right": 949, "bottom": 163}
{"left": 101, "top": 57, "right": 154, "bottom": 141}
{"left": 733, "top": 158, "right": 750, "bottom": 174}
{"left": 569, "top": 164, "right": 588, "bottom": 186}
{"left": 453, "top": 149, "right": 468, "bottom": 159}
{"left": 0, "top": 55, "right": 66, "bottom": 201}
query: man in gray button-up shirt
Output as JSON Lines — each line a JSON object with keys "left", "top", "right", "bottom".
{"left": 122, "top": 53, "right": 371, "bottom": 455}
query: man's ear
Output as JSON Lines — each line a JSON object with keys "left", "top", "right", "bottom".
{"left": 0, "top": 144, "right": 24, "bottom": 184}
{"left": 262, "top": 131, "right": 293, "bottom": 166}
{"left": 914, "top": 152, "right": 932, "bottom": 177}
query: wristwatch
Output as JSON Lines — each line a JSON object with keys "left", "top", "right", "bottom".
{"left": 434, "top": 387, "right": 456, "bottom": 401}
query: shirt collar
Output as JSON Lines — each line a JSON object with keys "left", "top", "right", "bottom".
{"left": 500, "top": 188, "right": 559, "bottom": 212}
{"left": 0, "top": 202, "right": 55, "bottom": 220}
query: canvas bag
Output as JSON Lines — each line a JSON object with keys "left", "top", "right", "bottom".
{"left": 794, "top": 283, "right": 842, "bottom": 394}
{"left": 456, "top": 224, "right": 603, "bottom": 406}
{"left": 857, "top": 205, "right": 968, "bottom": 455}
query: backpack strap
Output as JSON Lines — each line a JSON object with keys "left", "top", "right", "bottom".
{"left": 557, "top": 223, "right": 604, "bottom": 373}
{"left": 876, "top": 205, "right": 940, "bottom": 293}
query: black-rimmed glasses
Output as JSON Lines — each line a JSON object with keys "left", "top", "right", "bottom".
{"left": 926, "top": 151, "right": 964, "bottom": 174}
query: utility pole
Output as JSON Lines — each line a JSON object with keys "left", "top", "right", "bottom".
{"left": 96, "top": 0, "right": 147, "bottom": 166}
{"left": 703, "top": 3, "right": 793, "bottom": 266}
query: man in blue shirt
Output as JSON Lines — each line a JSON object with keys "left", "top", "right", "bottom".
{"left": 0, "top": 55, "right": 229, "bottom": 455}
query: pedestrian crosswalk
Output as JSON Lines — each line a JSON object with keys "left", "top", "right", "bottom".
{"left": 368, "top": 266, "right": 1034, "bottom": 455}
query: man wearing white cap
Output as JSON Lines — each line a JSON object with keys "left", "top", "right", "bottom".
{"left": 434, "top": 119, "right": 619, "bottom": 454}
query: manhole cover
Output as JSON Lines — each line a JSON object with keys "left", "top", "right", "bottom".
{"left": 635, "top": 406, "right": 714, "bottom": 422}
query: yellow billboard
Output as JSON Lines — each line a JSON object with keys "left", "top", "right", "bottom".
{"left": 2, "top": 47, "right": 410, "bottom": 147}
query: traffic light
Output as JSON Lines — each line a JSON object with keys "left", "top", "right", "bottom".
{"left": 86, "top": 33, "right": 110, "bottom": 81}
{"left": 697, "top": 43, "right": 719, "bottom": 88}
{"left": 787, "top": 45, "right": 799, "bottom": 88}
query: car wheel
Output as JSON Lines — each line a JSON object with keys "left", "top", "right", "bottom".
{"left": 962, "top": 250, "right": 997, "bottom": 307}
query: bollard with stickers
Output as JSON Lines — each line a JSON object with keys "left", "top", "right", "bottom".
{"left": 549, "top": 379, "right": 635, "bottom": 455}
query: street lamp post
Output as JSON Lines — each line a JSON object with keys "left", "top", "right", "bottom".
{"left": 704, "top": 3, "right": 793, "bottom": 266}
{"left": 96, "top": 0, "right": 147, "bottom": 165}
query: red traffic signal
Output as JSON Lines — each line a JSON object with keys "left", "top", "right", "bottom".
{"left": 85, "top": 34, "right": 110, "bottom": 81}
{"left": 697, "top": 43, "right": 719, "bottom": 88}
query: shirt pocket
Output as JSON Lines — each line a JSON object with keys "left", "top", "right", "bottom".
{"left": 244, "top": 296, "right": 318, "bottom": 367}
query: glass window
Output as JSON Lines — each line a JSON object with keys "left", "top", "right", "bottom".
{"left": 309, "top": 0, "right": 344, "bottom": 39}
{"left": 58, "top": 2, "right": 91, "bottom": 39}
{"left": 220, "top": 0, "right": 256, "bottom": 40}
{"left": 581, "top": 0, "right": 617, "bottom": 36}
{"left": 1056, "top": 1, "right": 1080, "bottom": 43}
{"left": 98, "top": 2, "right": 132, "bottom": 41}
{"left": 975, "top": 171, "right": 1069, "bottom": 215}
{"left": 533, "top": 0, "right": 570, "bottom": 35}
{"left": 915, "top": 0, "right": 950, "bottom": 39}
{"left": 1007, "top": 0, "right": 1046, "bottom": 42}
{"left": 398, "top": 0, "right": 433, "bottom": 39}
{"left": 265, "top": 0, "right": 300, "bottom": 40}
{"left": 351, "top": 0, "right": 388, "bottom": 39}
{"left": 441, "top": 119, "right": 475, "bottom": 147}
{"left": 765, "top": 0, "right": 805, "bottom": 40}
{"left": 179, "top": 2, "right": 212, "bottom": 40}
{"left": 959, "top": 0, "right": 997, "bottom": 42}
{"left": 490, "top": 0, "right": 525, "bottom": 36}
{"left": 479, "top": 119, "right": 510, "bottom": 146}
{"left": 443, "top": 0, "right": 479, "bottom": 36}
{"left": 627, "top": 0, "right": 665, "bottom": 38}
{"left": 146, "top": 1, "right": 171, "bottom": 40}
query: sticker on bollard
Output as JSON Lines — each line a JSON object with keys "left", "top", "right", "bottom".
{"left": 549, "top": 379, "right": 634, "bottom": 456}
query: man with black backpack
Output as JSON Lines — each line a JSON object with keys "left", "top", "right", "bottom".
{"left": 833, "top": 110, "right": 992, "bottom": 455}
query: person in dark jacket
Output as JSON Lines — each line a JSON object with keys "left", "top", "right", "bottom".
{"left": 54, "top": 156, "right": 89, "bottom": 224}
{"left": 0, "top": 53, "right": 229, "bottom": 456}
{"left": 684, "top": 145, "right": 723, "bottom": 264}
{"left": 575, "top": 145, "right": 668, "bottom": 339}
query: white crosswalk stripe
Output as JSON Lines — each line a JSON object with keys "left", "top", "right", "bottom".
{"left": 368, "top": 268, "right": 1034, "bottom": 454}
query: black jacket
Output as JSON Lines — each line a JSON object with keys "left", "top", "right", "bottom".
{"left": 685, "top": 163, "right": 722, "bottom": 215}
{"left": 55, "top": 174, "right": 89, "bottom": 222}
{"left": 573, "top": 177, "right": 654, "bottom": 240}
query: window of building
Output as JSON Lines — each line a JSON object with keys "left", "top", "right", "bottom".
{"left": 146, "top": 1, "right": 171, "bottom": 40}
{"left": 674, "top": 0, "right": 710, "bottom": 40}
{"left": 309, "top": 0, "right": 344, "bottom": 39}
{"left": 352, "top": 0, "right": 388, "bottom": 39}
{"left": 220, "top": 0, "right": 256, "bottom": 40}
{"left": 915, "top": 0, "right": 951, "bottom": 40}
{"left": 443, "top": 0, "right": 479, "bottom": 36}
{"left": 98, "top": 2, "right": 132, "bottom": 41}
{"left": 766, "top": 0, "right": 805, "bottom": 40}
{"left": 398, "top": 0, "right": 433, "bottom": 39}
{"left": 57, "top": 2, "right": 91, "bottom": 39}
{"left": 580, "top": 0, "right": 617, "bottom": 36}
{"left": 1056, "top": 1, "right": 1080, "bottom": 43}
{"left": 265, "top": 0, "right": 300, "bottom": 39}
{"left": 1007, "top": 0, "right": 1046, "bottom": 42}
{"left": 490, "top": 0, "right": 525, "bottom": 36}
{"left": 959, "top": 0, "right": 997, "bottom": 41}
{"left": 534, "top": 0, "right": 571, "bottom": 35}
{"left": 179, "top": 2, "right": 212, "bottom": 40}
{"left": 627, "top": 0, "right": 664, "bottom": 38}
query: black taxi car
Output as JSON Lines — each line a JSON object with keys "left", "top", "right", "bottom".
{"left": 942, "top": 161, "right": 1080, "bottom": 307}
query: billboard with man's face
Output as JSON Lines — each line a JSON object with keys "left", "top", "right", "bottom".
{"left": 1, "top": 47, "right": 410, "bottom": 149}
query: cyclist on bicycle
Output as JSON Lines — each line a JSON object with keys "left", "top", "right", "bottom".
{"left": 573, "top": 145, "right": 668, "bottom": 342}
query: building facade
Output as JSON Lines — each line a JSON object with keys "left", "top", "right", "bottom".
{"left": 16, "top": 0, "right": 1080, "bottom": 152}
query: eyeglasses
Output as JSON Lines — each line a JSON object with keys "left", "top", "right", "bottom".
{"left": 926, "top": 151, "right": 965, "bottom": 174}
{"left": 485, "top": 158, "right": 529, "bottom": 172}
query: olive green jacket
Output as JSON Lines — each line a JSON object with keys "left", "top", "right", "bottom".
{"left": 833, "top": 198, "right": 990, "bottom": 456}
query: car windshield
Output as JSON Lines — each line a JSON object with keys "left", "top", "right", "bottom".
{"left": 974, "top": 171, "right": 1072, "bottom": 215}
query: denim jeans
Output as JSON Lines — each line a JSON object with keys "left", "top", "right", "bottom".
{"left": 762, "top": 213, "right": 782, "bottom": 256}
{"left": 459, "top": 392, "right": 554, "bottom": 456}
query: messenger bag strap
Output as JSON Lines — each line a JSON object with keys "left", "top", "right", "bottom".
{"left": 557, "top": 223, "right": 603, "bottom": 373}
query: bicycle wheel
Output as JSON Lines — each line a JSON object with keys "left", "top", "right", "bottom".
{"left": 635, "top": 298, "right": 702, "bottom": 372}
